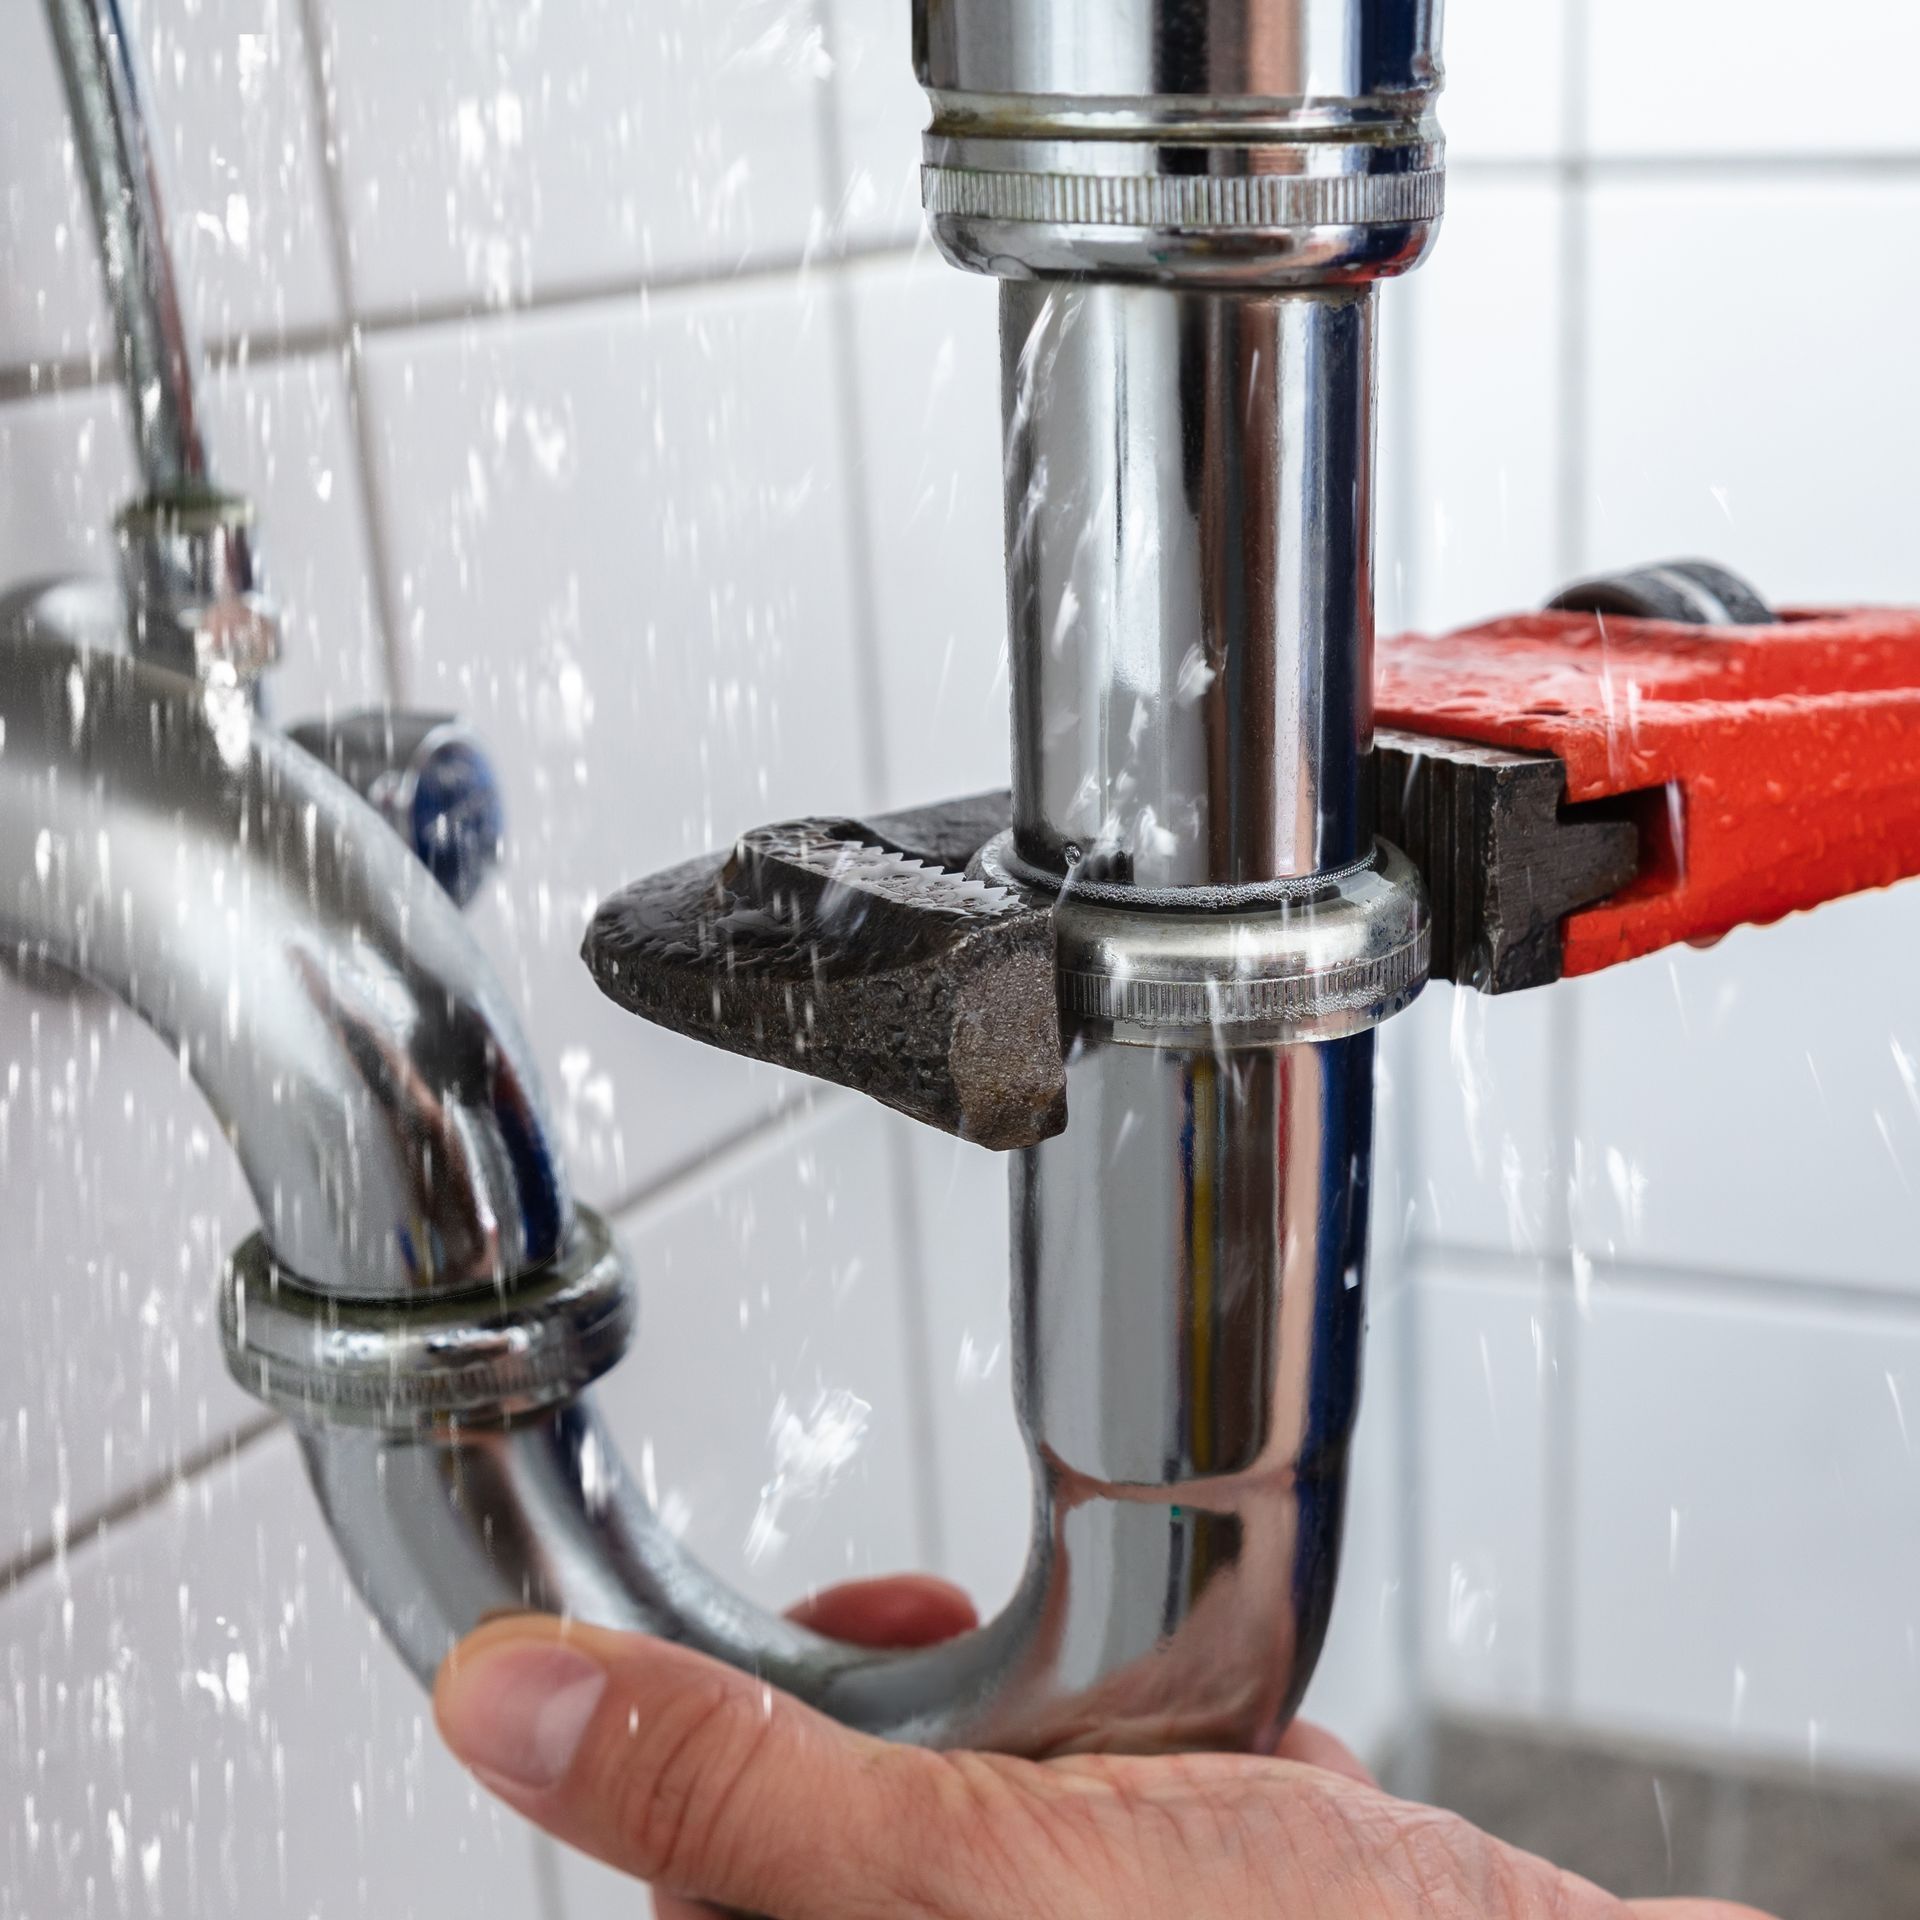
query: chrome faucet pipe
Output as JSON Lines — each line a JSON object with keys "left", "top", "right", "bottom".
{"left": 44, "top": 0, "right": 279, "bottom": 682}
{"left": 43, "top": 0, "right": 207, "bottom": 496}
{"left": 0, "top": 582, "right": 565, "bottom": 1297}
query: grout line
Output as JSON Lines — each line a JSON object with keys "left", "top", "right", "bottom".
{"left": 1454, "top": 149, "right": 1920, "bottom": 181}
{"left": 812, "top": 0, "right": 943, "bottom": 1570}
{"left": 0, "top": 1412, "right": 282, "bottom": 1597}
{"left": 601, "top": 1087, "right": 835, "bottom": 1231}
{"left": 1536, "top": 0, "right": 1594, "bottom": 1723}
{"left": 345, "top": 234, "right": 917, "bottom": 343}
{"left": 1412, "top": 1234, "right": 1920, "bottom": 1322}
{"left": 1541, "top": 991, "right": 1582, "bottom": 1715}
{"left": 0, "top": 322, "right": 346, "bottom": 407}
{"left": 0, "top": 241, "right": 920, "bottom": 416}
{"left": 528, "top": 1836, "right": 569, "bottom": 1920}
{"left": 1378, "top": 257, "right": 1434, "bottom": 1759}
{"left": 882, "top": 1121, "right": 949, "bottom": 1577}
{"left": 812, "top": 0, "right": 895, "bottom": 809}
{"left": 293, "top": 0, "right": 409, "bottom": 703}
{"left": 1389, "top": 1067, "right": 1438, "bottom": 1789}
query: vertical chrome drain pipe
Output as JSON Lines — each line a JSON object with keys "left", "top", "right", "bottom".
{"left": 918, "top": 0, "right": 1447, "bottom": 1744}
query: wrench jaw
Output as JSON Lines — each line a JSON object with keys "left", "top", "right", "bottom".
{"left": 582, "top": 793, "right": 1068, "bottom": 1152}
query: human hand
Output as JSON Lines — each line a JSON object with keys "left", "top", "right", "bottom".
{"left": 434, "top": 1577, "right": 1777, "bottom": 1920}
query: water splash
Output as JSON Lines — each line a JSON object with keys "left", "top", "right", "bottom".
{"left": 744, "top": 1385, "right": 870, "bottom": 1567}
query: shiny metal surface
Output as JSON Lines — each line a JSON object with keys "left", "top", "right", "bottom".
{"left": 1, "top": 584, "right": 1379, "bottom": 1760}
{"left": 0, "top": 582, "right": 569, "bottom": 1297}
{"left": 915, "top": 0, "right": 1444, "bottom": 286}
{"left": 916, "top": 0, "right": 1443, "bottom": 103}
{"left": 44, "top": 0, "right": 289, "bottom": 685}
{"left": 0, "top": 0, "right": 1442, "bottom": 1781}
{"left": 304, "top": 1027, "right": 1372, "bottom": 1759}
{"left": 1003, "top": 280, "right": 1377, "bottom": 888}
{"left": 1003, "top": 1026, "right": 1374, "bottom": 1748}
{"left": 224, "top": 1207, "right": 632, "bottom": 1428}
{"left": 982, "top": 837, "right": 1428, "bottom": 1044}
{"left": 115, "top": 491, "right": 279, "bottom": 683}
{"left": 286, "top": 709, "right": 506, "bottom": 908}
{"left": 44, "top": 0, "right": 208, "bottom": 496}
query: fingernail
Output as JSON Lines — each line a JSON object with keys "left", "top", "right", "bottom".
{"left": 445, "top": 1641, "right": 607, "bottom": 1793}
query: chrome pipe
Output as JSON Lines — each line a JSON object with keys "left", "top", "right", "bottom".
{"left": 1004, "top": 280, "right": 1377, "bottom": 888}
{"left": 909, "top": 0, "right": 1444, "bottom": 1751}
{"left": 43, "top": 0, "right": 278, "bottom": 682}
{"left": 0, "top": 582, "right": 565, "bottom": 1297}
{"left": 6, "top": 0, "right": 1448, "bottom": 1775}
{"left": 43, "top": 0, "right": 208, "bottom": 495}
{"left": 300, "top": 1028, "right": 1372, "bottom": 1756}
{"left": 0, "top": 581, "right": 1395, "bottom": 1751}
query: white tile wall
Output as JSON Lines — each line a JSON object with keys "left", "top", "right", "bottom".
{"left": 1569, "top": 887, "right": 1920, "bottom": 1294}
{"left": 0, "top": 994, "right": 259, "bottom": 1572}
{"left": 0, "top": 1431, "right": 547, "bottom": 1918}
{"left": 10, "top": 2, "right": 1920, "bottom": 1915}
{"left": 123, "top": 0, "right": 343, "bottom": 343}
{"left": 846, "top": 251, "right": 1007, "bottom": 809}
{"left": 1441, "top": 0, "right": 1569, "bottom": 160}
{"left": 1414, "top": 1260, "right": 1559, "bottom": 1716}
{"left": 1399, "top": 173, "right": 1567, "bottom": 637}
{"left": 0, "top": 0, "right": 339, "bottom": 371}
{"left": 1571, "top": 1278, "right": 1920, "bottom": 1773}
{"left": 1583, "top": 176, "right": 1920, "bottom": 606}
{"left": 317, "top": 0, "right": 832, "bottom": 317}
{"left": 1585, "top": 0, "right": 1920, "bottom": 157}
{"left": 0, "top": 5, "right": 112, "bottom": 370}
{"left": 1408, "top": 983, "right": 1562, "bottom": 1258}
{"left": 821, "top": 0, "right": 927, "bottom": 252}
{"left": 593, "top": 1097, "right": 930, "bottom": 1611}
{"left": 362, "top": 278, "right": 871, "bottom": 1207}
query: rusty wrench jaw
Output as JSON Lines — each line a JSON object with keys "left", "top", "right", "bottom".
{"left": 582, "top": 792, "right": 1067, "bottom": 1152}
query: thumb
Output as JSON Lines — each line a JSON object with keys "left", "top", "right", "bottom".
{"left": 435, "top": 1615, "right": 968, "bottom": 1918}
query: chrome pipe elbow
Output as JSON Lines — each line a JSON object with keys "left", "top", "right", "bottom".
{"left": 0, "top": 581, "right": 567, "bottom": 1298}
{"left": 0, "top": 579, "right": 1411, "bottom": 1750}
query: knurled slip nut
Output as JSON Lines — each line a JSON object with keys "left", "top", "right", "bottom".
{"left": 219, "top": 1205, "right": 634, "bottom": 1431}
{"left": 922, "top": 164, "right": 1445, "bottom": 233}
{"left": 980, "top": 835, "right": 1431, "bottom": 1047}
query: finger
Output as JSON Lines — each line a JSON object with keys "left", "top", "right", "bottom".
{"left": 784, "top": 1574, "right": 978, "bottom": 1648}
{"left": 1628, "top": 1904, "right": 1781, "bottom": 1919}
{"left": 652, "top": 1895, "right": 724, "bottom": 1920}
{"left": 1272, "top": 1718, "right": 1375, "bottom": 1787}
{"left": 436, "top": 1614, "right": 966, "bottom": 1919}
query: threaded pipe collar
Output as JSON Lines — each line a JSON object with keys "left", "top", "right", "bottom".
{"left": 220, "top": 1206, "right": 633, "bottom": 1430}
